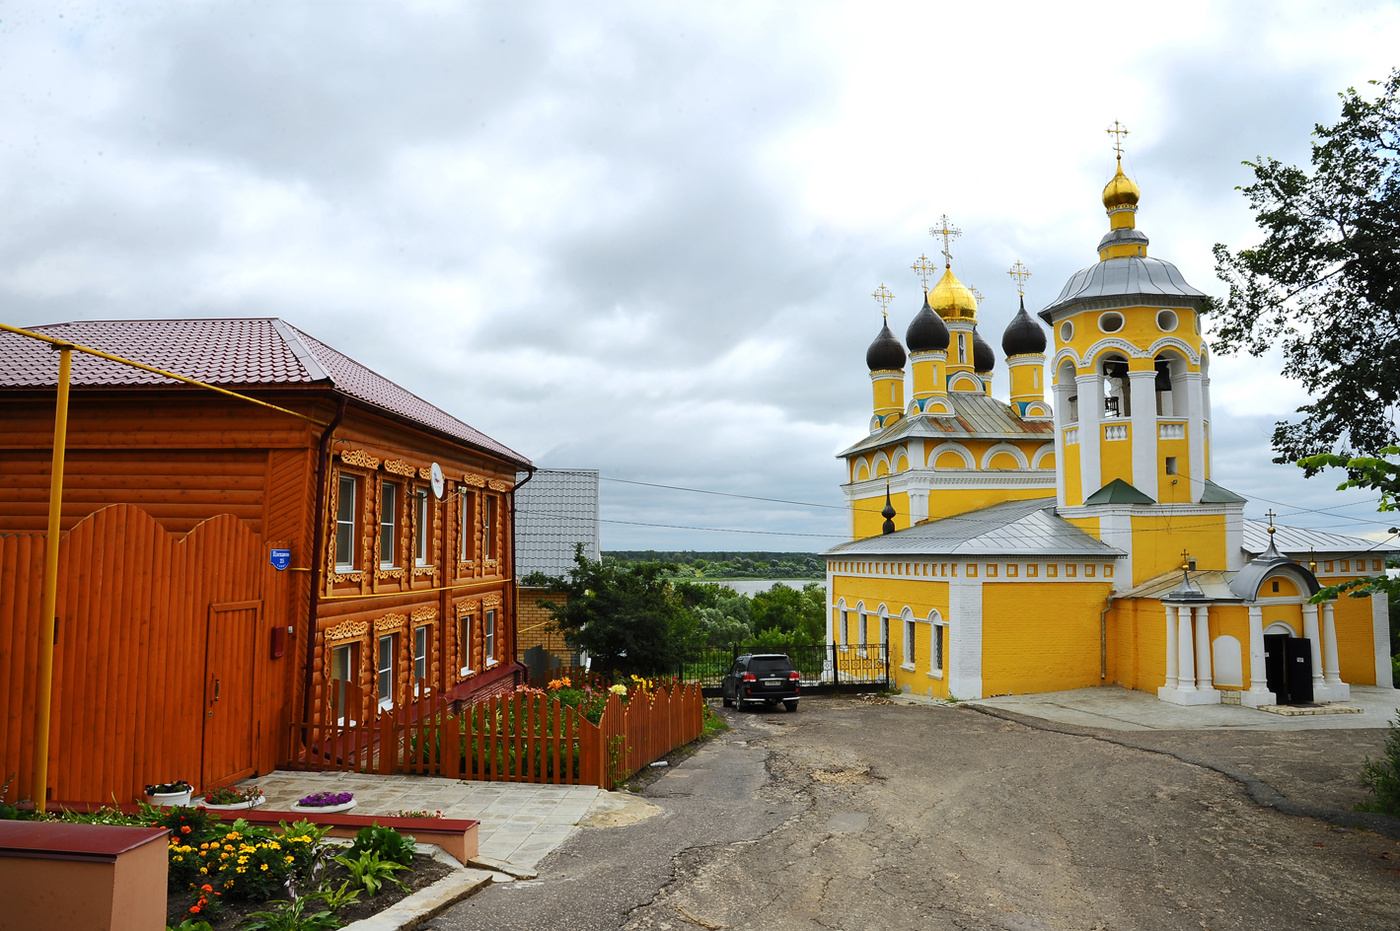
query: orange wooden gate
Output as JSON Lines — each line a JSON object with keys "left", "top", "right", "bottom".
{"left": 0, "top": 504, "right": 289, "bottom": 806}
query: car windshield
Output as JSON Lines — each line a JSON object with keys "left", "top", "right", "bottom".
{"left": 748, "top": 657, "right": 793, "bottom": 676}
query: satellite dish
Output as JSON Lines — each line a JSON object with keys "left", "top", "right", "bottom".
{"left": 430, "top": 462, "right": 444, "bottom": 499}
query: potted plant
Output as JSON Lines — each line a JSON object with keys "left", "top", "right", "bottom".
{"left": 144, "top": 779, "right": 193, "bottom": 807}
{"left": 201, "top": 784, "right": 265, "bottom": 811}
{"left": 291, "top": 790, "right": 356, "bottom": 814}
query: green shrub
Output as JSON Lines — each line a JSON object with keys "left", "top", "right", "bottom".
{"left": 332, "top": 850, "right": 409, "bottom": 897}
{"left": 1359, "top": 712, "right": 1400, "bottom": 816}
{"left": 347, "top": 824, "right": 415, "bottom": 866}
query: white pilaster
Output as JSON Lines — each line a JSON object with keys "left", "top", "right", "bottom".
{"left": 1162, "top": 602, "right": 1178, "bottom": 690}
{"left": 1128, "top": 370, "right": 1158, "bottom": 501}
{"left": 1076, "top": 372, "right": 1102, "bottom": 502}
{"left": 907, "top": 489, "right": 930, "bottom": 525}
{"left": 1053, "top": 378, "right": 1074, "bottom": 509}
{"left": 1158, "top": 603, "right": 1221, "bottom": 705}
{"left": 1242, "top": 604, "right": 1275, "bottom": 707}
{"left": 1375, "top": 593, "right": 1394, "bottom": 689}
{"left": 1194, "top": 605, "right": 1213, "bottom": 691}
{"left": 1184, "top": 372, "right": 1205, "bottom": 502}
{"left": 947, "top": 577, "right": 983, "bottom": 700}
{"left": 1302, "top": 601, "right": 1324, "bottom": 692}
{"left": 1176, "top": 606, "right": 1196, "bottom": 691}
{"left": 1315, "top": 601, "right": 1351, "bottom": 701}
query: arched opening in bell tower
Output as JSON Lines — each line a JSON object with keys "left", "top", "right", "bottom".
{"left": 1154, "top": 351, "right": 1188, "bottom": 416}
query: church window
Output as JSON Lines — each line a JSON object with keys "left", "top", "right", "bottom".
{"left": 958, "top": 334, "right": 966, "bottom": 363}
{"left": 1156, "top": 310, "right": 1178, "bottom": 332}
{"left": 931, "top": 621, "right": 945, "bottom": 677}
{"left": 1272, "top": 580, "right": 1280, "bottom": 593}
{"left": 1033, "top": 369, "right": 1040, "bottom": 389}
{"left": 841, "top": 609, "right": 850, "bottom": 645}
{"left": 1165, "top": 457, "right": 1178, "bottom": 475}
{"left": 903, "top": 618, "right": 916, "bottom": 670}
{"left": 1099, "top": 312, "right": 1124, "bottom": 333}
{"left": 1059, "top": 321, "right": 1074, "bottom": 342}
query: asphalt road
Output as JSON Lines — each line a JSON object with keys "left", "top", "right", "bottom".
{"left": 432, "top": 694, "right": 1400, "bottom": 931}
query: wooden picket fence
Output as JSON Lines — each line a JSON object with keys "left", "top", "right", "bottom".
{"left": 285, "top": 681, "right": 704, "bottom": 790}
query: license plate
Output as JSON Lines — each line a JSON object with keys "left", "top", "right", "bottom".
{"left": 763, "top": 678, "right": 782, "bottom": 687}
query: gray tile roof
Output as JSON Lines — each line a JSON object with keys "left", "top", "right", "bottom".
{"left": 839, "top": 391, "right": 1054, "bottom": 459}
{"left": 0, "top": 318, "right": 529, "bottom": 466}
{"left": 1038, "top": 255, "right": 1207, "bottom": 321}
{"left": 822, "top": 498, "right": 1123, "bottom": 559}
{"left": 515, "top": 469, "right": 601, "bottom": 578}
{"left": 1241, "top": 520, "right": 1397, "bottom": 557}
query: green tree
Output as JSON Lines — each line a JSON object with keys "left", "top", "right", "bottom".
{"left": 751, "top": 583, "right": 826, "bottom": 642}
{"left": 523, "top": 546, "right": 701, "bottom": 677}
{"left": 1211, "top": 68, "right": 1400, "bottom": 465}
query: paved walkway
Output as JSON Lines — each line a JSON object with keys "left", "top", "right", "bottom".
{"left": 249, "top": 772, "right": 600, "bottom": 869}
{"left": 932, "top": 683, "right": 1400, "bottom": 731}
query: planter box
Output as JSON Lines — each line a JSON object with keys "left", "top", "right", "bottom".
{"left": 144, "top": 789, "right": 192, "bottom": 807}
{"left": 237, "top": 808, "right": 480, "bottom": 865}
{"left": 290, "top": 799, "right": 356, "bottom": 815}
{"left": 0, "top": 822, "right": 168, "bottom": 931}
{"left": 202, "top": 794, "right": 266, "bottom": 811}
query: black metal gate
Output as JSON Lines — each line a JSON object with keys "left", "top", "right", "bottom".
{"left": 679, "top": 642, "right": 890, "bottom": 695}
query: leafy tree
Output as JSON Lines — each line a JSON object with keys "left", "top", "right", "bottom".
{"left": 1211, "top": 69, "right": 1400, "bottom": 465}
{"left": 751, "top": 582, "right": 826, "bottom": 642}
{"left": 523, "top": 546, "right": 701, "bottom": 676}
{"left": 1300, "top": 449, "right": 1400, "bottom": 607}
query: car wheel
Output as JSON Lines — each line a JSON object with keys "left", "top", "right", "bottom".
{"left": 722, "top": 695, "right": 733, "bottom": 708}
{"left": 784, "top": 700, "right": 798, "bottom": 712}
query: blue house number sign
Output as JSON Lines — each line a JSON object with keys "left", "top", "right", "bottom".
{"left": 270, "top": 548, "right": 291, "bottom": 571}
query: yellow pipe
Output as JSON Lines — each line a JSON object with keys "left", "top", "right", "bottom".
{"left": 0, "top": 322, "right": 327, "bottom": 428}
{"left": 33, "top": 346, "right": 71, "bottom": 814}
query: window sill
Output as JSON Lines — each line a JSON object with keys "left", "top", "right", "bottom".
{"left": 927, "top": 671, "right": 944, "bottom": 680}
{"left": 900, "top": 663, "right": 915, "bottom": 672}
{"left": 377, "top": 699, "right": 394, "bottom": 712}
{"left": 459, "top": 666, "right": 473, "bottom": 677}
{"left": 485, "top": 659, "right": 498, "bottom": 668}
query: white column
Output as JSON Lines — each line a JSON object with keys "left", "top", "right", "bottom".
{"left": 1322, "top": 602, "right": 1342, "bottom": 685}
{"left": 1053, "top": 377, "right": 1074, "bottom": 509}
{"left": 1176, "top": 606, "right": 1196, "bottom": 692}
{"left": 1194, "top": 605, "right": 1213, "bottom": 691}
{"left": 907, "top": 489, "right": 929, "bottom": 525}
{"left": 1128, "top": 370, "right": 1158, "bottom": 501}
{"left": 1163, "top": 602, "right": 1178, "bottom": 689}
{"left": 1375, "top": 593, "right": 1395, "bottom": 689}
{"left": 1201, "top": 374, "right": 1213, "bottom": 479}
{"left": 1302, "top": 601, "right": 1324, "bottom": 691}
{"left": 1184, "top": 372, "right": 1205, "bottom": 502}
{"left": 1076, "top": 372, "right": 1102, "bottom": 502}
{"left": 1243, "top": 604, "right": 1273, "bottom": 706}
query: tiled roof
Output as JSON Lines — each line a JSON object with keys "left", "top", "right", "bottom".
{"left": 0, "top": 318, "right": 529, "bottom": 466}
{"left": 822, "top": 498, "right": 1123, "bottom": 559}
{"left": 839, "top": 391, "right": 1054, "bottom": 459}
{"left": 1038, "top": 255, "right": 1207, "bottom": 321}
{"left": 515, "top": 470, "right": 601, "bottom": 578}
{"left": 1241, "top": 520, "right": 1397, "bottom": 557}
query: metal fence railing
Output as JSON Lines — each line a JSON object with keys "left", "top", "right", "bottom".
{"left": 678, "top": 643, "right": 889, "bottom": 691}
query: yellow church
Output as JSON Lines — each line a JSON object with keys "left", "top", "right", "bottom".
{"left": 824, "top": 147, "right": 1395, "bottom": 707}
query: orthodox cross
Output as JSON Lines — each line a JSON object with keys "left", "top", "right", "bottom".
{"left": 1180, "top": 548, "right": 1191, "bottom": 570}
{"left": 911, "top": 254, "right": 938, "bottom": 290}
{"left": 872, "top": 284, "right": 895, "bottom": 320}
{"left": 929, "top": 214, "right": 961, "bottom": 268}
{"left": 1008, "top": 260, "right": 1031, "bottom": 297}
{"left": 969, "top": 286, "right": 984, "bottom": 304}
{"left": 1264, "top": 509, "right": 1277, "bottom": 534}
{"left": 1107, "top": 120, "right": 1129, "bottom": 159}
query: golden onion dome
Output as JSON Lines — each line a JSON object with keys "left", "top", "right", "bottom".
{"left": 927, "top": 267, "right": 978, "bottom": 319}
{"left": 1102, "top": 160, "right": 1141, "bottom": 210}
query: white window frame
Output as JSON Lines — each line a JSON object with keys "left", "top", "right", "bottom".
{"left": 414, "top": 488, "right": 430, "bottom": 568}
{"left": 380, "top": 482, "right": 399, "bottom": 569}
{"left": 459, "top": 614, "right": 474, "bottom": 676}
{"left": 902, "top": 617, "right": 916, "bottom": 671}
{"left": 840, "top": 609, "right": 849, "bottom": 649}
{"left": 484, "top": 608, "right": 497, "bottom": 666}
{"left": 413, "top": 625, "right": 429, "bottom": 694}
{"left": 460, "top": 491, "right": 476, "bottom": 562}
{"left": 335, "top": 474, "right": 357, "bottom": 571}
{"left": 930, "top": 618, "right": 945, "bottom": 679}
{"left": 483, "top": 495, "right": 497, "bottom": 561}
{"left": 377, "top": 633, "right": 396, "bottom": 710}
{"left": 331, "top": 643, "right": 355, "bottom": 724}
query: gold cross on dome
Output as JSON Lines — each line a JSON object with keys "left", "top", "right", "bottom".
{"left": 911, "top": 254, "right": 937, "bottom": 290}
{"left": 929, "top": 214, "right": 961, "bottom": 268}
{"left": 1264, "top": 509, "right": 1277, "bottom": 534}
{"left": 1180, "top": 548, "right": 1191, "bottom": 570}
{"left": 872, "top": 284, "right": 895, "bottom": 318}
{"left": 1008, "top": 260, "right": 1031, "bottom": 297}
{"left": 969, "top": 285, "right": 984, "bottom": 303}
{"left": 1107, "top": 120, "right": 1129, "bottom": 159}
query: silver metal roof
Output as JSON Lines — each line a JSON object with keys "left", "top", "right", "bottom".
{"left": 1038, "top": 256, "right": 1206, "bottom": 322}
{"left": 1241, "top": 520, "right": 1397, "bottom": 557}
{"left": 839, "top": 392, "right": 1054, "bottom": 459}
{"left": 822, "top": 498, "right": 1123, "bottom": 558}
{"left": 515, "top": 469, "right": 601, "bottom": 578}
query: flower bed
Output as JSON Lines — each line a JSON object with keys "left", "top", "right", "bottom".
{"left": 291, "top": 791, "right": 356, "bottom": 814}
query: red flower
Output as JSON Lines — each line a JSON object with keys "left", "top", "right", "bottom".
{"left": 189, "top": 905, "right": 201, "bottom": 914}
{"left": 201, "top": 884, "right": 213, "bottom": 893}
{"left": 181, "top": 825, "right": 192, "bottom": 834}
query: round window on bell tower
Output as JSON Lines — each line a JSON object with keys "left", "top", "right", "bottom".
{"left": 1156, "top": 310, "right": 1178, "bottom": 332}
{"left": 1059, "top": 321, "right": 1074, "bottom": 342}
{"left": 1099, "top": 312, "right": 1124, "bottom": 334}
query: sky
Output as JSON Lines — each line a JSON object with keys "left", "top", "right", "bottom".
{"left": 1, "top": 1, "right": 1398, "bottom": 552}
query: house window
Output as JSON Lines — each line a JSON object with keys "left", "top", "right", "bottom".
{"left": 377, "top": 633, "right": 396, "bottom": 710}
{"left": 1165, "top": 457, "right": 1178, "bottom": 475}
{"left": 903, "top": 618, "right": 915, "bottom": 670}
{"left": 414, "top": 488, "right": 430, "bottom": 568}
{"left": 858, "top": 611, "right": 867, "bottom": 650}
{"left": 459, "top": 614, "right": 474, "bottom": 676}
{"left": 460, "top": 490, "right": 477, "bottom": 561}
{"left": 414, "top": 625, "right": 429, "bottom": 692}
{"left": 931, "top": 623, "right": 945, "bottom": 677}
{"left": 840, "top": 609, "right": 849, "bottom": 646}
{"left": 335, "top": 474, "right": 358, "bottom": 570}
{"left": 331, "top": 642, "right": 357, "bottom": 723}
{"left": 484, "top": 609, "right": 497, "bottom": 665}
{"left": 380, "top": 482, "right": 399, "bottom": 569}
{"left": 483, "top": 495, "right": 498, "bottom": 560}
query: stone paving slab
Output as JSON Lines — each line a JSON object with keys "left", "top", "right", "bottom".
{"left": 245, "top": 771, "right": 601, "bottom": 869}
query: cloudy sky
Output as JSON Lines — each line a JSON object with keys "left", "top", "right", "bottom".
{"left": 2, "top": 1, "right": 1398, "bottom": 551}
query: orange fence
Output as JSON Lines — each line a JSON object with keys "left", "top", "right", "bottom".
{"left": 285, "top": 681, "right": 704, "bottom": 789}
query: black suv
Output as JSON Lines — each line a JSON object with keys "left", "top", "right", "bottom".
{"left": 722, "top": 653, "right": 800, "bottom": 712}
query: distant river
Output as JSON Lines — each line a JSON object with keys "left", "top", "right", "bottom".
{"left": 713, "top": 579, "right": 826, "bottom": 597}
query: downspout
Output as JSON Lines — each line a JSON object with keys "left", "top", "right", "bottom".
{"left": 302, "top": 394, "right": 347, "bottom": 729}
{"left": 1100, "top": 596, "right": 1113, "bottom": 681}
{"left": 506, "top": 466, "right": 538, "bottom": 683}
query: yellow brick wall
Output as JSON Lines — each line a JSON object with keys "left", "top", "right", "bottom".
{"left": 981, "top": 581, "right": 1113, "bottom": 696}
{"left": 1130, "top": 513, "right": 1227, "bottom": 584}
{"left": 1334, "top": 594, "right": 1379, "bottom": 685}
{"left": 516, "top": 587, "right": 573, "bottom": 662}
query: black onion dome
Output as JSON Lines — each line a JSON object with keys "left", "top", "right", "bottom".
{"left": 1001, "top": 296, "right": 1047, "bottom": 356}
{"left": 905, "top": 291, "right": 951, "bottom": 352}
{"left": 972, "top": 325, "right": 995, "bottom": 373}
{"left": 866, "top": 320, "right": 907, "bottom": 371}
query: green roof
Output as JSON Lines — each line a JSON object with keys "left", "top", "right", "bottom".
{"left": 1200, "top": 480, "right": 1248, "bottom": 504}
{"left": 1084, "top": 478, "right": 1155, "bottom": 505}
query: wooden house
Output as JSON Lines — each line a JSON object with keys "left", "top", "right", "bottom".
{"left": 0, "top": 318, "right": 532, "bottom": 805}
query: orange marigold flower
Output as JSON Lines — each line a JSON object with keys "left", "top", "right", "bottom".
{"left": 189, "top": 905, "right": 201, "bottom": 914}
{"left": 180, "top": 825, "right": 191, "bottom": 834}
{"left": 201, "top": 884, "right": 213, "bottom": 892}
